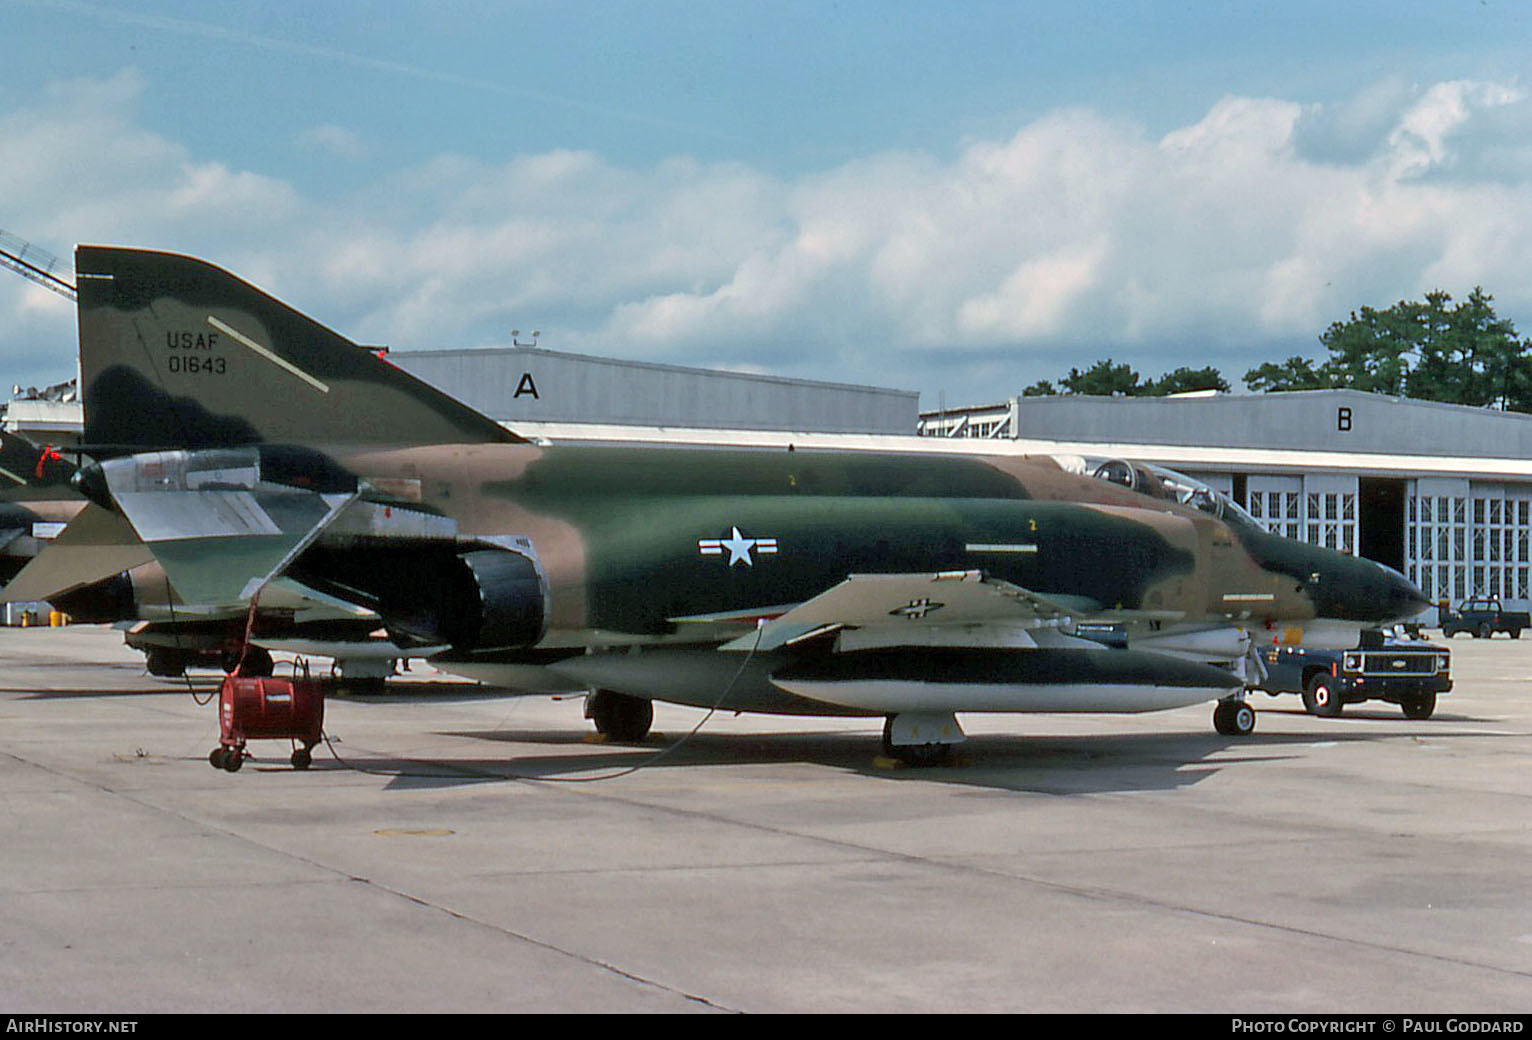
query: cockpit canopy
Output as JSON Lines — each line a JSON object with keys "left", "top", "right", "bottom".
{"left": 1052, "top": 455, "right": 1258, "bottom": 527}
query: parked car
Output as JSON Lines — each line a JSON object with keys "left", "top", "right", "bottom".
{"left": 1438, "top": 597, "right": 1530, "bottom": 639}
{"left": 1252, "top": 627, "right": 1452, "bottom": 719}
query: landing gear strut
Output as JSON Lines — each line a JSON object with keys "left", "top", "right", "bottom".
{"left": 881, "top": 712, "right": 964, "bottom": 766}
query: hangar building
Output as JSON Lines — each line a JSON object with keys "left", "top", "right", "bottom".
{"left": 921, "top": 390, "right": 1532, "bottom": 621}
{"left": 3, "top": 348, "right": 918, "bottom": 441}
{"left": 390, "top": 346, "right": 918, "bottom": 435}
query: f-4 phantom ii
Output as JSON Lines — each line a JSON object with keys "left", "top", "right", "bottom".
{"left": 0, "top": 432, "right": 80, "bottom": 586}
{"left": 9, "top": 246, "right": 1428, "bottom": 764}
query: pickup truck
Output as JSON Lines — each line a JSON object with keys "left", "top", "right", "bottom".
{"left": 1252, "top": 627, "right": 1452, "bottom": 719}
{"left": 1438, "top": 597, "right": 1530, "bottom": 639}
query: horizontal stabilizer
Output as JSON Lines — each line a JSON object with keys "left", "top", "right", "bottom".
{"left": 0, "top": 504, "right": 154, "bottom": 603}
{"left": 120, "top": 488, "right": 357, "bottom": 606}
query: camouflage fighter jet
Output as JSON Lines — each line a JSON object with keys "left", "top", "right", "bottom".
{"left": 0, "top": 432, "right": 82, "bottom": 587}
{"left": 8, "top": 247, "right": 1428, "bottom": 762}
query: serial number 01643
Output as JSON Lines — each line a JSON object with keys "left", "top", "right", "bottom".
{"left": 166, "top": 355, "right": 227, "bottom": 374}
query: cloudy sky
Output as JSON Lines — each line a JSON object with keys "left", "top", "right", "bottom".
{"left": 3, "top": 1, "right": 1531, "bottom": 407}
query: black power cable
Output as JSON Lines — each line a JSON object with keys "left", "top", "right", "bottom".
{"left": 317, "top": 625, "right": 767, "bottom": 784}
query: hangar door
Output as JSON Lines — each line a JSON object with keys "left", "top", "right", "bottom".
{"left": 1358, "top": 478, "right": 1406, "bottom": 574}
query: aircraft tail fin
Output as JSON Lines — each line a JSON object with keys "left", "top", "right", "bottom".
{"left": 0, "top": 431, "right": 76, "bottom": 489}
{"left": 75, "top": 246, "right": 522, "bottom": 452}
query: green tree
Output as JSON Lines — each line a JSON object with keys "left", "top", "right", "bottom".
{"left": 1405, "top": 287, "right": 1530, "bottom": 410}
{"left": 1243, "top": 356, "right": 1334, "bottom": 393}
{"left": 1318, "top": 302, "right": 1419, "bottom": 395}
{"left": 1061, "top": 358, "right": 1142, "bottom": 396}
{"left": 1142, "top": 365, "right": 1230, "bottom": 396}
{"left": 1020, "top": 359, "right": 1230, "bottom": 397}
{"left": 1244, "top": 287, "right": 1532, "bottom": 411}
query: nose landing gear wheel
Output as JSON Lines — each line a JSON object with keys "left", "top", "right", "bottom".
{"left": 1213, "top": 699, "right": 1256, "bottom": 736}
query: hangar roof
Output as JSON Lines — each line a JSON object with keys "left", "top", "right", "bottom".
{"left": 390, "top": 346, "right": 918, "bottom": 435}
{"left": 1000, "top": 389, "right": 1532, "bottom": 460}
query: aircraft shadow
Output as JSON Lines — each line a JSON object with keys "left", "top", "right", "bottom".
{"left": 327, "top": 725, "right": 1402, "bottom": 796}
{"left": 7, "top": 677, "right": 522, "bottom": 702}
{"left": 1255, "top": 702, "right": 1498, "bottom": 724}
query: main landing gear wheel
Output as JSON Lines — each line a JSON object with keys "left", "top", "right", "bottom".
{"left": 586, "top": 690, "right": 654, "bottom": 743}
{"left": 1302, "top": 674, "right": 1345, "bottom": 717}
{"left": 227, "top": 646, "right": 274, "bottom": 677}
{"left": 1213, "top": 699, "right": 1256, "bottom": 736}
{"left": 222, "top": 646, "right": 275, "bottom": 676}
{"left": 1401, "top": 692, "right": 1437, "bottom": 720}
{"left": 146, "top": 649, "right": 187, "bottom": 678}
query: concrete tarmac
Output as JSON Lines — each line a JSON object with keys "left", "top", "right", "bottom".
{"left": 0, "top": 624, "right": 1529, "bottom": 1013}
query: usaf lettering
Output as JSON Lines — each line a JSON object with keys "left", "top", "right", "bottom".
{"left": 165, "top": 330, "right": 227, "bottom": 375}
{"left": 166, "top": 331, "right": 220, "bottom": 350}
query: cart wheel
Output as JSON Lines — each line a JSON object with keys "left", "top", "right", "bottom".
{"left": 291, "top": 747, "right": 312, "bottom": 771}
{"left": 209, "top": 747, "right": 226, "bottom": 770}
{"left": 223, "top": 749, "right": 243, "bottom": 772}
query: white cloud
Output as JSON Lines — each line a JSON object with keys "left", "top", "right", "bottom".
{"left": 297, "top": 124, "right": 368, "bottom": 160}
{"left": 4, "top": 71, "right": 1532, "bottom": 403}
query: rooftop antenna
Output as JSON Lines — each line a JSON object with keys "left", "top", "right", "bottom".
{"left": 0, "top": 229, "right": 75, "bottom": 302}
{"left": 511, "top": 329, "right": 541, "bottom": 348}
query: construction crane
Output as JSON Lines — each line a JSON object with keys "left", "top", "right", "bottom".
{"left": 0, "top": 229, "right": 75, "bottom": 302}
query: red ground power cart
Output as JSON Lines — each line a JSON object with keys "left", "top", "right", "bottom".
{"left": 210, "top": 666, "right": 326, "bottom": 772}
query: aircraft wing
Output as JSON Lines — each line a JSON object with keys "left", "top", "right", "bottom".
{"left": 717, "top": 570, "right": 1095, "bottom": 652}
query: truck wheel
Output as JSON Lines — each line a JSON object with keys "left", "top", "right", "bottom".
{"left": 1303, "top": 675, "right": 1345, "bottom": 718}
{"left": 1401, "top": 693, "right": 1437, "bottom": 720}
{"left": 1511, "top": 629, "right": 1521, "bottom": 640}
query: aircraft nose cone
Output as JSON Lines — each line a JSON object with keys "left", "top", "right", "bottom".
{"left": 1381, "top": 564, "right": 1430, "bottom": 622}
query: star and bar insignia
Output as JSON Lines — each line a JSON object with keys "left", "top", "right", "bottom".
{"left": 698, "top": 526, "right": 779, "bottom": 567}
